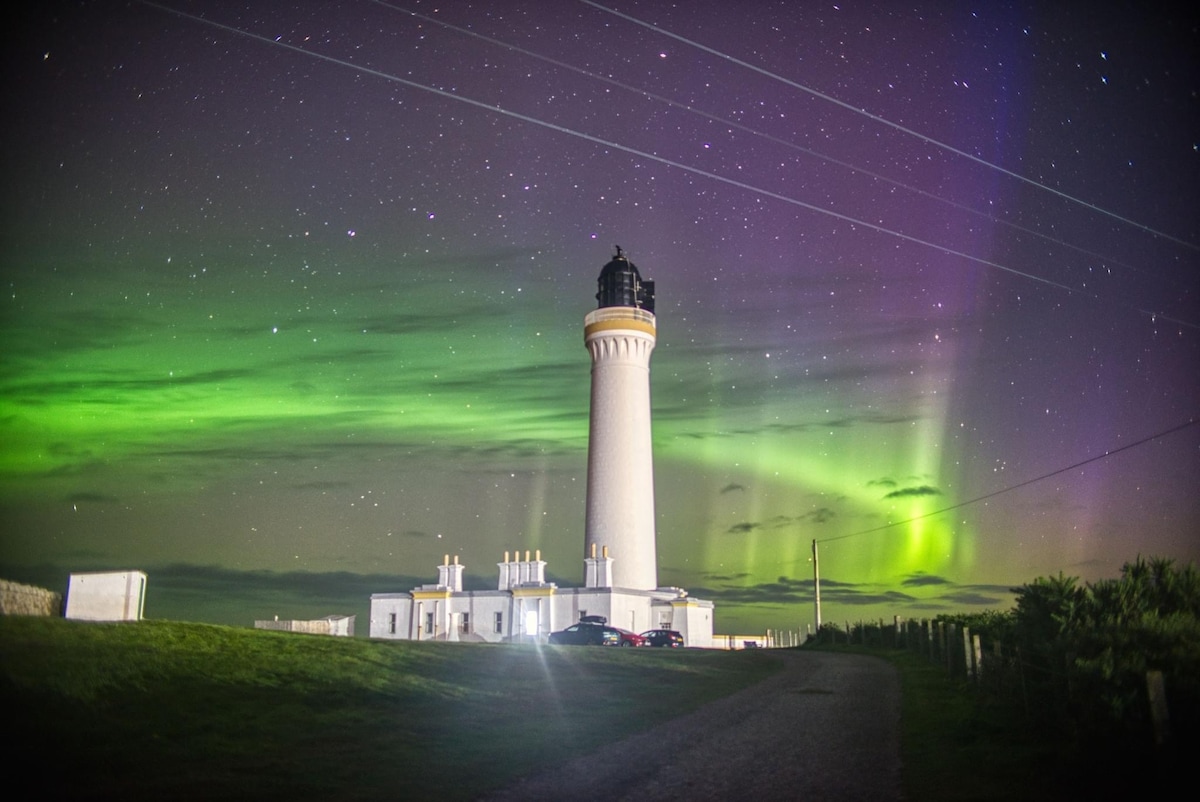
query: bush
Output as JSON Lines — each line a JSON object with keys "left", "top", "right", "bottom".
{"left": 1010, "top": 557, "right": 1199, "bottom": 751}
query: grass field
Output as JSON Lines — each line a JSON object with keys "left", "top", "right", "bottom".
{"left": 8, "top": 618, "right": 1164, "bottom": 800}
{"left": 882, "top": 647, "right": 1075, "bottom": 802}
{"left": 857, "top": 646, "right": 1179, "bottom": 802}
{"left": 0, "top": 617, "right": 782, "bottom": 800}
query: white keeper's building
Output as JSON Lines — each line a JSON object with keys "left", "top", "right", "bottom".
{"left": 369, "top": 550, "right": 712, "bottom": 646}
{"left": 369, "top": 249, "right": 714, "bottom": 647}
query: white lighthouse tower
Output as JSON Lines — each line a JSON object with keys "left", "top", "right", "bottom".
{"left": 583, "top": 247, "right": 659, "bottom": 591}
{"left": 369, "top": 247, "right": 715, "bottom": 645}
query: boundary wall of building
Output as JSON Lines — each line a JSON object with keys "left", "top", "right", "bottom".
{"left": 0, "top": 579, "right": 62, "bottom": 617}
{"left": 254, "top": 615, "right": 356, "bottom": 637}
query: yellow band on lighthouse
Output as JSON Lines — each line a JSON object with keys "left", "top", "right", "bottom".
{"left": 584, "top": 318, "right": 657, "bottom": 339}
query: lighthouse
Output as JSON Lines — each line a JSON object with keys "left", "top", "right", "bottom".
{"left": 583, "top": 247, "right": 659, "bottom": 591}
{"left": 369, "top": 246, "right": 715, "bottom": 645}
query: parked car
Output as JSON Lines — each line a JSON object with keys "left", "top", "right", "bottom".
{"left": 548, "top": 622, "right": 620, "bottom": 646}
{"left": 640, "top": 629, "right": 684, "bottom": 648}
{"left": 612, "top": 628, "right": 646, "bottom": 647}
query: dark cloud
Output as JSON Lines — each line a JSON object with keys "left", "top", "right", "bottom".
{"left": 5, "top": 368, "right": 262, "bottom": 399}
{"left": 803, "top": 508, "right": 836, "bottom": 524}
{"left": 939, "top": 590, "right": 1008, "bottom": 606}
{"left": 882, "top": 485, "right": 942, "bottom": 499}
{"left": 723, "top": 508, "right": 837, "bottom": 535}
{"left": 654, "top": 410, "right": 921, "bottom": 438}
{"left": 701, "top": 572, "right": 754, "bottom": 583}
{"left": 822, "top": 587, "right": 918, "bottom": 607}
{"left": 688, "top": 574, "right": 904, "bottom": 609}
{"left": 689, "top": 575, "right": 811, "bottom": 605}
{"left": 65, "top": 491, "right": 120, "bottom": 505}
{"left": 901, "top": 573, "right": 952, "bottom": 587}
{"left": 139, "top": 564, "right": 409, "bottom": 594}
{"left": 686, "top": 571, "right": 1018, "bottom": 615}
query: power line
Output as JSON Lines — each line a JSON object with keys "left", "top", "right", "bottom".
{"left": 817, "top": 418, "right": 1200, "bottom": 545}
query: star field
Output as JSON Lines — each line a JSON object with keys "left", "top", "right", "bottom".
{"left": 1, "top": 0, "right": 1197, "bottom": 633}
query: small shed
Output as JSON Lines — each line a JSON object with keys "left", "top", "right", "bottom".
{"left": 65, "top": 570, "right": 147, "bottom": 622}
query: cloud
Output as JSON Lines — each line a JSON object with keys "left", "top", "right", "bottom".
{"left": 688, "top": 574, "right": 897, "bottom": 608}
{"left": 145, "top": 563, "right": 422, "bottom": 595}
{"left": 701, "top": 572, "right": 753, "bottom": 582}
{"left": 825, "top": 587, "right": 918, "bottom": 607}
{"left": 684, "top": 570, "right": 1023, "bottom": 617}
{"left": 654, "top": 410, "right": 921, "bottom": 438}
{"left": 689, "top": 575, "right": 812, "bottom": 605}
{"left": 939, "top": 590, "right": 1008, "bottom": 606}
{"left": 66, "top": 491, "right": 120, "bottom": 505}
{"left": 901, "top": 573, "right": 952, "bottom": 587}
{"left": 803, "top": 508, "right": 836, "bottom": 524}
{"left": 882, "top": 485, "right": 942, "bottom": 499}
{"left": 722, "top": 508, "right": 837, "bottom": 536}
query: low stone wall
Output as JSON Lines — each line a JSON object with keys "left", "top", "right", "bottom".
{"left": 0, "top": 579, "right": 63, "bottom": 617}
{"left": 254, "top": 615, "right": 355, "bottom": 637}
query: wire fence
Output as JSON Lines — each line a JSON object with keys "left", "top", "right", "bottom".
{"left": 807, "top": 614, "right": 1193, "bottom": 759}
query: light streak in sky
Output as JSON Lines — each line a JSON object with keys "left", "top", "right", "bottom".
{"left": 372, "top": 1, "right": 1173, "bottom": 297}
{"left": 139, "top": 1, "right": 1196, "bottom": 328}
{"left": 580, "top": 0, "right": 1200, "bottom": 251}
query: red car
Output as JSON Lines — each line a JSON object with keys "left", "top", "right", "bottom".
{"left": 612, "top": 628, "right": 646, "bottom": 647}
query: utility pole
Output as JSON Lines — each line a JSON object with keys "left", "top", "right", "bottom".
{"left": 812, "top": 539, "right": 822, "bottom": 632}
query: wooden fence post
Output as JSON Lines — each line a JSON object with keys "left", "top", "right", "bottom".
{"left": 962, "top": 626, "right": 973, "bottom": 679}
{"left": 1146, "top": 670, "right": 1171, "bottom": 747}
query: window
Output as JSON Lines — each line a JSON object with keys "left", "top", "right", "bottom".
{"left": 460, "top": 613, "right": 470, "bottom": 633}
{"left": 388, "top": 612, "right": 397, "bottom": 635}
{"left": 425, "top": 612, "right": 434, "bottom": 635}
{"left": 494, "top": 612, "right": 503, "bottom": 633}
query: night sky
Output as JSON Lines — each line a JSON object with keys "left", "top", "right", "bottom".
{"left": 2, "top": 1, "right": 1197, "bottom": 634}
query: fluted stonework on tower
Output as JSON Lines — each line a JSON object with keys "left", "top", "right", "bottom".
{"left": 583, "top": 248, "right": 659, "bottom": 591}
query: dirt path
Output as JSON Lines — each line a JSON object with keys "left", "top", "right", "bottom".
{"left": 483, "top": 650, "right": 902, "bottom": 801}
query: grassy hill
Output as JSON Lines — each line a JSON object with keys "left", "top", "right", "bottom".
{"left": 0, "top": 617, "right": 781, "bottom": 800}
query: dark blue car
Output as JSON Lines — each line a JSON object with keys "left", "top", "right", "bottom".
{"left": 640, "top": 629, "right": 685, "bottom": 648}
{"left": 548, "top": 622, "right": 621, "bottom": 646}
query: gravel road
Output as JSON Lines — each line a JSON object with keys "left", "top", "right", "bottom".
{"left": 483, "top": 650, "right": 902, "bottom": 802}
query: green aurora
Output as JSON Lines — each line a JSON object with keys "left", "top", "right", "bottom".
{"left": 2, "top": 1, "right": 1197, "bottom": 633}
